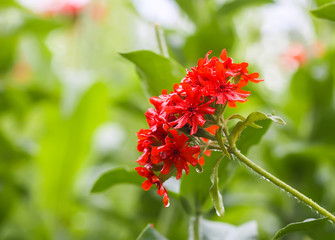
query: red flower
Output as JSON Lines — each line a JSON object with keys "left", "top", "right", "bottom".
{"left": 228, "top": 62, "right": 263, "bottom": 87}
{"left": 151, "top": 129, "right": 200, "bottom": 179}
{"left": 42, "top": 1, "right": 87, "bottom": 17}
{"left": 135, "top": 167, "right": 169, "bottom": 207}
{"left": 136, "top": 128, "right": 168, "bottom": 168}
{"left": 165, "top": 85, "right": 215, "bottom": 135}
{"left": 182, "top": 49, "right": 262, "bottom": 107}
{"left": 145, "top": 107, "right": 176, "bottom": 133}
{"left": 134, "top": 49, "right": 263, "bottom": 207}
{"left": 136, "top": 129, "right": 155, "bottom": 167}
{"left": 204, "top": 78, "right": 250, "bottom": 107}
{"left": 149, "top": 90, "right": 170, "bottom": 111}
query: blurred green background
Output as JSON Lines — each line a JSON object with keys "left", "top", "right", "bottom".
{"left": 1, "top": 0, "right": 335, "bottom": 239}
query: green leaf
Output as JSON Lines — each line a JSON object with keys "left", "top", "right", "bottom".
{"left": 272, "top": 218, "right": 335, "bottom": 240}
{"left": 174, "top": 0, "right": 214, "bottom": 25}
{"left": 311, "top": 2, "right": 335, "bottom": 22}
{"left": 120, "top": 50, "right": 185, "bottom": 97}
{"left": 236, "top": 119, "right": 272, "bottom": 154}
{"left": 190, "top": 219, "right": 258, "bottom": 240}
{"left": 183, "top": 20, "right": 235, "bottom": 64}
{"left": 137, "top": 224, "right": 168, "bottom": 240}
{"left": 209, "top": 157, "right": 225, "bottom": 217}
{"left": 0, "top": 129, "right": 30, "bottom": 162}
{"left": 229, "top": 112, "right": 285, "bottom": 146}
{"left": 217, "top": 0, "right": 274, "bottom": 16}
{"left": 226, "top": 114, "right": 262, "bottom": 129}
{"left": 20, "top": 16, "right": 63, "bottom": 35}
{"left": 35, "top": 83, "right": 108, "bottom": 214}
{"left": 180, "top": 151, "right": 234, "bottom": 214}
{"left": 91, "top": 167, "right": 143, "bottom": 193}
{"left": 0, "top": 36, "right": 17, "bottom": 74}
{"left": 180, "top": 152, "right": 221, "bottom": 213}
{"left": 0, "top": 0, "right": 21, "bottom": 8}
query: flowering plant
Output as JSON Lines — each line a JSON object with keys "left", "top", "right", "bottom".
{"left": 135, "top": 49, "right": 262, "bottom": 207}
{"left": 129, "top": 49, "right": 335, "bottom": 239}
{"left": 93, "top": 47, "right": 335, "bottom": 240}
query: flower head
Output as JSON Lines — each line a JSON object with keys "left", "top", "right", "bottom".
{"left": 135, "top": 49, "right": 262, "bottom": 207}
{"left": 182, "top": 49, "right": 262, "bottom": 107}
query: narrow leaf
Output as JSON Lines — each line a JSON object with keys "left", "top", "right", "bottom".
{"left": 36, "top": 83, "right": 108, "bottom": 213}
{"left": 311, "top": 3, "right": 335, "bottom": 22}
{"left": 218, "top": 0, "right": 274, "bottom": 16}
{"left": 91, "top": 167, "right": 143, "bottom": 193}
{"left": 120, "top": 50, "right": 185, "bottom": 97}
{"left": 226, "top": 114, "right": 262, "bottom": 129}
{"left": 137, "top": 224, "right": 168, "bottom": 240}
{"left": 209, "top": 157, "right": 225, "bottom": 217}
{"left": 272, "top": 218, "right": 334, "bottom": 240}
{"left": 180, "top": 152, "right": 223, "bottom": 212}
{"left": 229, "top": 112, "right": 285, "bottom": 146}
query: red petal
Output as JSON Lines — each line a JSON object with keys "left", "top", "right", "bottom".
{"left": 220, "top": 49, "right": 227, "bottom": 61}
{"left": 198, "top": 156, "right": 205, "bottom": 166}
{"left": 173, "top": 114, "right": 189, "bottom": 129}
{"left": 190, "top": 123, "right": 198, "bottom": 135}
{"left": 172, "top": 131, "right": 189, "bottom": 148}
{"left": 198, "top": 58, "right": 205, "bottom": 66}
{"left": 175, "top": 161, "right": 183, "bottom": 180}
{"left": 161, "top": 161, "right": 172, "bottom": 175}
{"left": 227, "top": 101, "right": 237, "bottom": 108}
{"left": 142, "top": 179, "right": 153, "bottom": 191}
{"left": 181, "top": 153, "right": 198, "bottom": 166}
{"left": 215, "top": 61, "right": 226, "bottom": 80}
{"left": 163, "top": 192, "right": 170, "bottom": 207}
{"left": 204, "top": 51, "right": 212, "bottom": 62}
{"left": 248, "top": 72, "right": 259, "bottom": 78}
{"left": 165, "top": 105, "right": 185, "bottom": 113}
{"left": 197, "top": 106, "right": 216, "bottom": 115}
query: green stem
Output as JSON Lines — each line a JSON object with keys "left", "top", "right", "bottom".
{"left": 154, "top": 24, "right": 168, "bottom": 57}
{"left": 193, "top": 210, "right": 200, "bottom": 240}
{"left": 229, "top": 147, "right": 335, "bottom": 223}
{"left": 216, "top": 126, "right": 230, "bottom": 158}
{"left": 222, "top": 127, "right": 232, "bottom": 147}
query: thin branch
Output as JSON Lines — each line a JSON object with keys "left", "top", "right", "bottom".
{"left": 229, "top": 147, "right": 335, "bottom": 224}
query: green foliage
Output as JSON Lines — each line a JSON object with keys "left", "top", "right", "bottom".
{"left": 0, "top": 36, "right": 17, "bottom": 74}
{"left": 311, "top": 2, "right": 335, "bottom": 21}
{"left": 120, "top": 50, "right": 185, "bottom": 97}
{"left": 229, "top": 112, "right": 285, "bottom": 146}
{"left": 180, "top": 152, "right": 225, "bottom": 213}
{"left": 1, "top": 0, "right": 335, "bottom": 239}
{"left": 36, "top": 82, "right": 108, "bottom": 214}
{"left": 209, "top": 157, "right": 225, "bottom": 217}
{"left": 20, "top": 16, "right": 63, "bottom": 35}
{"left": 183, "top": 21, "right": 235, "bottom": 64}
{"left": 91, "top": 167, "right": 143, "bottom": 193}
{"left": 217, "top": 0, "right": 275, "bottom": 16}
{"left": 0, "top": 0, "right": 20, "bottom": 8}
{"left": 236, "top": 118, "right": 271, "bottom": 154}
{"left": 272, "top": 218, "right": 335, "bottom": 240}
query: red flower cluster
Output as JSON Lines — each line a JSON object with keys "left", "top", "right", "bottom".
{"left": 135, "top": 49, "right": 262, "bottom": 206}
{"left": 42, "top": 0, "right": 88, "bottom": 17}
